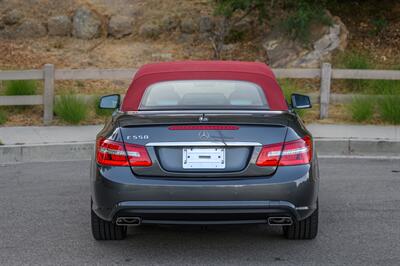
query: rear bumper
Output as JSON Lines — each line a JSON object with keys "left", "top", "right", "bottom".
{"left": 113, "top": 200, "right": 312, "bottom": 225}
{"left": 91, "top": 163, "right": 319, "bottom": 224}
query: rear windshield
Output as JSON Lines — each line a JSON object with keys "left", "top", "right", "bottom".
{"left": 139, "top": 80, "right": 269, "bottom": 110}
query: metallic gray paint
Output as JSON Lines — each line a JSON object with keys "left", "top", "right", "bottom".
{"left": 91, "top": 111, "right": 319, "bottom": 224}
{"left": 91, "top": 163, "right": 318, "bottom": 222}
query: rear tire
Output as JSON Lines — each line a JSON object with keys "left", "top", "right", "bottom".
{"left": 91, "top": 209, "right": 127, "bottom": 240}
{"left": 283, "top": 205, "right": 318, "bottom": 240}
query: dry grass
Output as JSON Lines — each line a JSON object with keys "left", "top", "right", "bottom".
{"left": 0, "top": 106, "right": 43, "bottom": 126}
{"left": 1, "top": 0, "right": 399, "bottom": 126}
{"left": 0, "top": 101, "right": 110, "bottom": 127}
{"left": 303, "top": 104, "right": 353, "bottom": 125}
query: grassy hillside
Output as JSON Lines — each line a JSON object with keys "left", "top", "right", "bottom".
{"left": 0, "top": 0, "right": 399, "bottom": 126}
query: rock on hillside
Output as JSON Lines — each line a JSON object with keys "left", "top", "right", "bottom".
{"left": 108, "top": 15, "right": 133, "bottom": 38}
{"left": 72, "top": 7, "right": 102, "bottom": 39}
{"left": 16, "top": 20, "right": 47, "bottom": 38}
{"left": 139, "top": 22, "right": 161, "bottom": 39}
{"left": 2, "top": 9, "right": 22, "bottom": 25}
{"left": 198, "top": 16, "right": 213, "bottom": 33}
{"left": 48, "top": 16, "right": 71, "bottom": 37}
{"left": 180, "top": 18, "right": 198, "bottom": 34}
{"left": 263, "top": 15, "right": 348, "bottom": 68}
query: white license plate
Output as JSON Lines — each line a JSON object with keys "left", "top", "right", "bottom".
{"left": 182, "top": 148, "right": 225, "bottom": 169}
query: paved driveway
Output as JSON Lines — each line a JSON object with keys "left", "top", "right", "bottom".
{"left": 1, "top": 158, "right": 399, "bottom": 265}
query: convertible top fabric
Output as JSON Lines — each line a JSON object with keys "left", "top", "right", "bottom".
{"left": 121, "top": 61, "right": 288, "bottom": 111}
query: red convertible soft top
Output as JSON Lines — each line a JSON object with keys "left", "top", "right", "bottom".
{"left": 121, "top": 61, "right": 288, "bottom": 111}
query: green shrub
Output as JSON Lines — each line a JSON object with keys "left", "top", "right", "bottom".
{"left": 341, "top": 52, "right": 371, "bottom": 70}
{"left": 225, "top": 29, "right": 245, "bottom": 43}
{"left": 365, "top": 64, "right": 400, "bottom": 95}
{"left": 338, "top": 51, "right": 372, "bottom": 92}
{"left": 5, "top": 80, "right": 37, "bottom": 95}
{"left": 0, "top": 110, "right": 7, "bottom": 125}
{"left": 94, "top": 96, "right": 113, "bottom": 117}
{"left": 368, "top": 79, "right": 400, "bottom": 95}
{"left": 54, "top": 94, "right": 88, "bottom": 124}
{"left": 370, "top": 17, "right": 388, "bottom": 36}
{"left": 279, "top": 79, "right": 306, "bottom": 117}
{"left": 279, "top": 79, "right": 297, "bottom": 101}
{"left": 377, "top": 95, "right": 400, "bottom": 124}
{"left": 349, "top": 96, "right": 374, "bottom": 122}
{"left": 282, "top": 1, "right": 332, "bottom": 43}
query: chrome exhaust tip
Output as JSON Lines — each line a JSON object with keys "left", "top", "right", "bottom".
{"left": 116, "top": 217, "right": 142, "bottom": 226}
{"left": 267, "top": 217, "right": 293, "bottom": 226}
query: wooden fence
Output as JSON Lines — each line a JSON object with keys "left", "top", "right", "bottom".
{"left": 1, "top": 63, "right": 400, "bottom": 124}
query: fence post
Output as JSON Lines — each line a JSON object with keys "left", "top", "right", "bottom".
{"left": 319, "top": 62, "right": 332, "bottom": 119}
{"left": 43, "top": 64, "right": 55, "bottom": 125}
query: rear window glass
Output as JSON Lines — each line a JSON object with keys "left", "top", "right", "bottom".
{"left": 139, "top": 80, "right": 269, "bottom": 110}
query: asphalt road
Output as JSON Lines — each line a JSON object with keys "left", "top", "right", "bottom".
{"left": 1, "top": 158, "right": 400, "bottom": 266}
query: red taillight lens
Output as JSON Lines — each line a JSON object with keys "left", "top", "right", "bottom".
{"left": 255, "top": 142, "right": 284, "bottom": 167}
{"left": 97, "top": 138, "right": 129, "bottom": 166}
{"left": 279, "top": 136, "right": 312, "bottom": 166}
{"left": 256, "top": 136, "right": 312, "bottom": 167}
{"left": 96, "top": 138, "right": 152, "bottom": 167}
{"left": 124, "top": 143, "right": 152, "bottom": 167}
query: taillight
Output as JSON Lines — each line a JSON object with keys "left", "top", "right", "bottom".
{"left": 125, "top": 143, "right": 152, "bottom": 167}
{"left": 255, "top": 142, "right": 284, "bottom": 167}
{"left": 96, "top": 138, "right": 152, "bottom": 167}
{"left": 256, "top": 136, "right": 312, "bottom": 167}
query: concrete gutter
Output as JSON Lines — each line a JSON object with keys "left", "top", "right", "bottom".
{"left": 0, "top": 142, "right": 94, "bottom": 164}
{"left": 1, "top": 139, "right": 400, "bottom": 164}
{"left": 316, "top": 139, "right": 400, "bottom": 157}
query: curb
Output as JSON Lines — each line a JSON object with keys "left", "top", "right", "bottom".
{"left": 0, "top": 139, "right": 399, "bottom": 164}
{"left": 316, "top": 139, "right": 400, "bottom": 157}
{"left": 0, "top": 142, "right": 94, "bottom": 164}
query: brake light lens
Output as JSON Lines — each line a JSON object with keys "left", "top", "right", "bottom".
{"left": 96, "top": 138, "right": 152, "bottom": 167}
{"left": 256, "top": 136, "right": 312, "bottom": 167}
{"left": 168, "top": 125, "right": 240, "bottom": 130}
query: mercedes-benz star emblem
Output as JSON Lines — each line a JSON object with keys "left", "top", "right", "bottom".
{"left": 198, "top": 130, "right": 210, "bottom": 140}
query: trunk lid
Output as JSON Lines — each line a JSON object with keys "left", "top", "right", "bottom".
{"left": 117, "top": 112, "right": 289, "bottom": 177}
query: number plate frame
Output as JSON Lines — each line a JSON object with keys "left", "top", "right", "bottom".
{"left": 182, "top": 147, "right": 225, "bottom": 169}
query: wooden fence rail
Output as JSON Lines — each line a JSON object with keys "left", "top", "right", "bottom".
{"left": 1, "top": 63, "right": 400, "bottom": 124}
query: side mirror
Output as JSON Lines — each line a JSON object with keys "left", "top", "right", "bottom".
{"left": 99, "top": 94, "right": 120, "bottom": 109}
{"left": 291, "top": 93, "right": 311, "bottom": 109}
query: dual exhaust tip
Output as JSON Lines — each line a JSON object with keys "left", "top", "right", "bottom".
{"left": 116, "top": 216, "right": 293, "bottom": 226}
{"left": 267, "top": 217, "right": 293, "bottom": 226}
{"left": 116, "top": 217, "right": 142, "bottom": 226}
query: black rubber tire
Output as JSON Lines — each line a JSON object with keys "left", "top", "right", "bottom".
{"left": 283, "top": 206, "right": 318, "bottom": 240}
{"left": 91, "top": 209, "right": 127, "bottom": 240}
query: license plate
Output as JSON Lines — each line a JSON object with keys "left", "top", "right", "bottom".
{"left": 182, "top": 148, "right": 225, "bottom": 169}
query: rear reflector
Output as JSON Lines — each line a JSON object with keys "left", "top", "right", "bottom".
{"left": 96, "top": 138, "right": 152, "bottom": 167}
{"left": 256, "top": 136, "right": 312, "bottom": 167}
{"left": 168, "top": 125, "right": 239, "bottom": 130}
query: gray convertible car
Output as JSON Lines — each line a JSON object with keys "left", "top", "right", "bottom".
{"left": 91, "top": 61, "right": 318, "bottom": 240}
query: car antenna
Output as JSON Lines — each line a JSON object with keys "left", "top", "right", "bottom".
{"left": 199, "top": 113, "right": 208, "bottom": 123}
